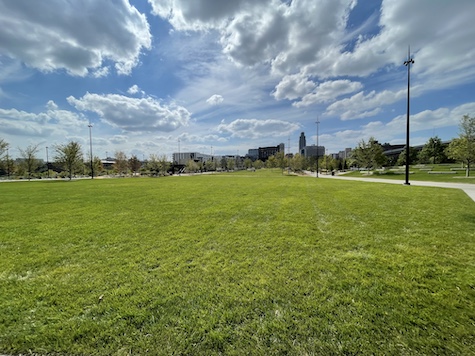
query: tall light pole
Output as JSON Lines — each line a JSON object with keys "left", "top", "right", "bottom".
{"left": 6, "top": 148, "right": 9, "bottom": 180}
{"left": 403, "top": 46, "right": 414, "bottom": 185}
{"left": 88, "top": 123, "right": 94, "bottom": 179}
{"left": 46, "top": 146, "right": 50, "bottom": 179}
{"left": 316, "top": 119, "right": 320, "bottom": 178}
{"left": 178, "top": 138, "right": 181, "bottom": 175}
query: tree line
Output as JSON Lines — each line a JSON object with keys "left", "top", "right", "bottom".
{"left": 0, "top": 141, "right": 170, "bottom": 180}
{"left": 1, "top": 115, "right": 474, "bottom": 179}
{"left": 351, "top": 115, "right": 475, "bottom": 177}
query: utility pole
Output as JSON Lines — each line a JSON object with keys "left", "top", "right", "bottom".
{"left": 88, "top": 123, "right": 94, "bottom": 179}
{"left": 6, "top": 148, "right": 9, "bottom": 180}
{"left": 46, "top": 146, "right": 50, "bottom": 179}
{"left": 316, "top": 119, "right": 320, "bottom": 178}
{"left": 403, "top": 46, "right": 414, "bottom": 185}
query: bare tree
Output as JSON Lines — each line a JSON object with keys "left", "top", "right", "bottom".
{"left": 0, "top": 138, "right": 8, "bottom": 158}
{"left": 18, "top": 144, "right": 40, "bottom": 180}
{"left": 128, "top": 155, "right": 142, "bottom": 176}
{"left": 114, "top": 151, "right": 128, "bottom": 176}
{"left": 158, "top": 155, "right": 170, "bottom": 175}
{"left": 0, "top": 138, "right": 9, "bottom": 176}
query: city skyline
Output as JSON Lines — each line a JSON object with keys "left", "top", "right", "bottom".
{"left": 1, "top": 0, "right": 474, "bottom": 161}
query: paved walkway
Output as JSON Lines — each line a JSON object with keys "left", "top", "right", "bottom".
{"left": 312, "top": 173, "right": 475, "bottom": 202}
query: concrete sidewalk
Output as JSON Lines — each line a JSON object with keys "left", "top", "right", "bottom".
{"left": 313, "top": 173, "right": 475, "bottom": 203}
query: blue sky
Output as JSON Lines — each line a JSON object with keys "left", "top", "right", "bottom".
{"left": 1, "top": 0, "right": 475, "bottom": 161}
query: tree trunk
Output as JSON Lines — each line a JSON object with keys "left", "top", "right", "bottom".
{"left": 467, "top": 161, "right": 470, "bottom": 177}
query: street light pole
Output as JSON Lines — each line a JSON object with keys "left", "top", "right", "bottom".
{"left": 88, "top": 123, "right": 94, "bottom": 179}
{"left": 46, "top": 146, "right": 50, "bottom": 179}
{"left": 403, "top": 46, "right": 414, "bottom": 185}
{"left": 316, "top": 119, "right": 320, "bottom": 178}
{"left": 6, "top": 148, "right": 9, "bottom": 180}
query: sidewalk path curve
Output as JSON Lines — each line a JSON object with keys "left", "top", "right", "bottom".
{"left": 313, "top": 173, "right": 475, "bottom": 203}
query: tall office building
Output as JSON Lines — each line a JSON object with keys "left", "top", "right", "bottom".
{"left": 299, "top": 132, "right": 306, "bottom": 155}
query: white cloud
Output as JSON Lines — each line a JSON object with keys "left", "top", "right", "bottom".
{"left": 0, "top": 104, "right": 87, "bottom": 138}
{"left": 321, "top": 101, "right": 475, "bottom": 152}
{"left": 67, "top": 93, "right": 191, "bottom": 132}
{"left": 217, "top": 118, "right": 299, "bottom": 139}
{"left": 148, "top": 0, "right": 258, "bottom": 31}
{"left": 152, "top": 0, "right": 475, "bottom": 107}
{"left": 46, "top": 100, "right": 58, "bottom": 111}
{"left": 273, "top": 73, "right": 316, "bottom": 101}
{"left": 273, "top": 74, "right": 364, "bottom": 108}
{"left": 294, "top": 80, "right": 363, "bottom": 107}
{"left": 321, "top": 0, "right": 475, "bottom": 82}
{"left": 150, "top": 0, "right": 355, "bottom": 71}
{"left": 110, "top": 135, "right": 128, "bottom": 145}
{"left": 0, "top": 1, "right": 151, "bottom": 76}
{"left": 206, "top": 94, "right": 224, "bottom": 105}
{"left": 93, "top": 67, "right": 110, "bottom": 78}
{"left": 127, "top": 85, "right": 140, "bottom": 95}
{"left": 325, "top": 88, "right": 406, "bottom": 120}
{"left": 179, "top": 132, "right": 227, "bottom": 143}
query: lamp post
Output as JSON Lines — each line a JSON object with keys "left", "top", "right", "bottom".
{"left": 6, "top": 148, "right": 9, "bottom": 180}
{"left": 316, "top": 119, "right": 320, "bottom": 178}
{"left": 403, "top": 46, "right": 414, "bottom": 185}
{"left": 88, "top": 123, "right": 94, "bottom": 179}
{"left": 46, "top": 146, "right": 50, "bottom": 179}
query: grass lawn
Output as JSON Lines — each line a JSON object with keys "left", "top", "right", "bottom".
{"left": 344, "top": 164, "right": 475, "bottom": 183}
{"left": 1, "top": 170, "right": 474, "bottom": 355}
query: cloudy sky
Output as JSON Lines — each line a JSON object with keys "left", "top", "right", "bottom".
{"left": 1, "top": 0, "right": 474, "bottom": 160}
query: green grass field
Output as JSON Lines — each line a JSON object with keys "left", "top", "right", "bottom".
{"left": 1, "top": 170, "right": 474, "bottom": 355}
{"left": 344, "top": 164, "right": 475, "bottom": 183}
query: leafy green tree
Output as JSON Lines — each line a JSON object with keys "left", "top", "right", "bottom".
{"left": 186, "top": 159, "right": 199, "bottom": 173}
{"left": 321, "top": 154, "right": 334, "bottom": 172}
{"left": 220, "top": 157, "right": 227, "bottom": 171}
{"left": 114, "top": 151, "right": 128, "bottom": 176}
{"left": 147, "top": 154, "right": 160, "bottom": 176}
{"left": 54, "top": 141, "right": 83, "bottom": 180}
{"left": 93, "top": 156, "right": 103, "bottom": 175}
{"left": 253, "top": 159, "right": 264, "bottom": 169}
{"left": 305, "top": 156, "right": 317, "bottom": 172}
{"left": 446, "top": 115, "right": 475, "bottom": 177}
{"left": 342, "top": 159, "right": 348, "bottom": 170}
{"left": 266, "top": 155, "right": 277, "bottom": 168}
{"left": 290, "top": 153, "right": 304, "bottom": 172}
{"left": 351, "top": 137, "right": 387, "bottom": 170}
{"left": 128, "top": 155, "right": 142, "bottom": 175}
{"left": 396, "top": 147, "right": 419, "bottom": 166}
{"left": 227, "top": 157, "right": 235, "bottom": 170}
{"left": 205, "top": 158, "right": 216, "bottom": 171}
{"left": 19, "top": 144, "right": 40, "bottom": 180}
{"left": 85, "top": 156, "right": 103, "bottom": 177}
{"left": 418, "top": 136, "right": 446, "bottom": 164}
{"left": 337, "top": 159, "right": 343, "bottom": 171}
{"left": 275, "top": 151, "right": 286, "bottom": 172}
{"left": 244, "top": 158, "right": 252, "bottom": 169}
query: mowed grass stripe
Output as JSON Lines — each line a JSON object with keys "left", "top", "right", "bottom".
{"left": 0, "top": 172, "right": 474, "bottom": 355}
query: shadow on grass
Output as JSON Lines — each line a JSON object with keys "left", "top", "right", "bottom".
{"left": 461, "top": 213, "right": 475, "bottom": 224}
